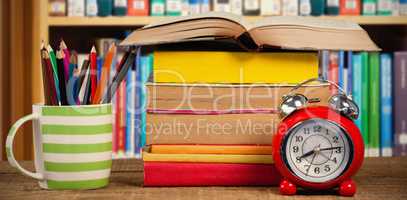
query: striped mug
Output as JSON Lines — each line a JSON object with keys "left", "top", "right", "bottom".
{"left": 6, "top": 104, "right": 113, "bottom": 190}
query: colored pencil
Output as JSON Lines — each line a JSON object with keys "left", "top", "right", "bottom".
{"left": 43, "top": 50, "right": 59, "bottom": 105}
{"left": 102, "top": 48, "right": 137, "bottom": 103}
{"left": 92, "top": 43, "right": 116, "bottom": 104}
{"left": 67, "top": 51, "right": 78, "bottom": 104}
{"left": 40, "top": 42, "right": 52, "bottom": 105}
{"left": 56, "top": 50, "right": 68, "bottom": 105}
{"left": 47, "top": 44, "right": 61, "bottom": 104}
{"left": 60, "top": 40, "right": 70, "bottom": 82}
{"left": 78, "top": 66, "right": 91, "bottom": 105}
{"left": 90, "top": 46, "right": 97, "bottom": 103}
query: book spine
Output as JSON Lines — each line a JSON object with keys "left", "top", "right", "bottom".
{"left": 134, "top": 55, "right": 142, "bottom": 154}
{"left": 68, "top": 0, "right": 86, "bottom": 16}
{"left": 282, "top": 0, "right": 298, "bottom": 16}
{"left": 352, "top": 53, "right": 367, "bottom": 154}
{"left": 116, "top": 81, "right": 124, "bottom": 155}
{"left": 111, "top": 57, "right": 118, "bottom": 156}
{"left": 391, "top": 0, "right": 399, "bottom": 15}
{"left": 140, "top": 55, "right": 153, "bottom": 150}
{"left": 380, "top": 53, "right": 393, "bottom": 157}
{"left": 98, "top": 0, "right": 114, "bottom": 16}
{"left": 128, "top": 0, "right": 150, "bottom": 16}
{"left": 347, "top": 51, "right": 353, "bottom": 93}
{"left": 311, "top": 0, "right": 325, "bottom": 15}
{"left": 321, "top": 50, "right": 330, "bottom": 80}
{"left": 144, "top": 162, "right": 281, "bottom": 186}
{"left": 113, "top": 0, "right": 128, "bottom": 16}
{"left": 328, "top": 51, "right": 339, "bottom": 94}
{"left": 188, "top": 0, "right": 200, "bottom": 15}
{"left": 180, "top": 0, "right": 189, "bottom": 16}
{"left": 49, "top": 0, "right": 67, "bottom": 16}
{"left": 326, "top": 0, "right": 340, "bottom": 15}
{"left": 166, "top": 0, "right": 182, "bottom": 15}
{"left": 394, "top": 52, "right": 407, "bottom": 156}
{"left": 260, "top": 0, "right": 281, "bottom": 15}
{"left": 368, "top": 52, "right": 380, "bottom": 157}
{"left": 377, "top": 0, "right": 393, "bottom": 15}
{"left": 86, "top": 0, "right": 99, "bottom": 16}
{"left": 362, "top": 0, "right": 377, "bottom": 15}
{"left": 126, "top": 67, "right": 134, "bottom": 156}
{"left": 361, "top": 52, "right": 370, "bottom": 157}
{"left": 299, "top": 0, "right": 312, "bottom": 16}
{"left": 214, "top": 0, "right": 231, "bottom": 12}
{"left": 150, "top": 0, "right": 166, "bottom": 16}
{"left": 400, "top": 0, "right": 407, "bottom": 15}
{"left": 340, "top": 0, "right": 361, "bottom": 15}
{"left": 243, "top": 0, "right": 260, "bottom": 15}
{"left": 338, "top": 51, "right": 345, "bottom": 88}
{"left": 230, "top": 0, "right": 243, "bottom": 15}
{"left": 200, "top": 0, "right": 210, "bottom": 13}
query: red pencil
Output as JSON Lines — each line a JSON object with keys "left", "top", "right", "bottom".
{"left": 90, "top": 46, "right": 97, "bottom": 103}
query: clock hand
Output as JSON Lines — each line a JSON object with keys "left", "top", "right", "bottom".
{"left": 306, "top": 153, "right": 317, "bottom": 175}
{"left": 319, "top": 146, "right": 343, "bottom": 151}
{"left": 299, "top": 144, "right": 321, "bottom": 159}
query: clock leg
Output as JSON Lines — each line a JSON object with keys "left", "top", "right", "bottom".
{"left": 279, "top": 179, "right": 297, "bottom": 195}
{"left": 338, "top": 179, "right": 356, "bottom": 197}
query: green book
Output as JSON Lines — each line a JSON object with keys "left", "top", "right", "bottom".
{"left": 368, "top": 52, "right": 380, "bottom": 157}
{"left": 362, "top": 0, "right": 377, "bottom": 15}
{"left": 151, "top": 0, "right": 166, "bottom": 16}
{"left": 377, "top": 0, "right": 392, "bottom": 15}
{"left": 361, "top": 52, "right": 370, "bottom": 157}
{"left": 166, "top": 0, "right": 182, "bottom": 16}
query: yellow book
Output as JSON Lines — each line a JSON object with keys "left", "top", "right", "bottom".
{"left": 150, "top": 145, "right": 273, "bottom": 155}
{"left": 142, "top": 151, "right": 274, "bottom": 164}
{"left": 153, "top": 51, "right": 318, "bottom": 83}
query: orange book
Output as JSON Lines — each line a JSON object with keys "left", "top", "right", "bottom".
{"left": 340, "top": 0, "right": 361, "bottom": 15}
{"left": 150, "top": 145, "right": 273, "bottom": 155}
{"left": 127, "top": 0, "right": 149, "bottom": 16}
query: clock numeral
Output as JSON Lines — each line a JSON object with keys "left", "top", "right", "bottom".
{"left": 304, "top": 128, "right": 310, "bottom": 134}
{"left": 295, "top": 156, "right": 302, "bottom": 163}
{"left": 313, "top": 125, "right": 322, "bottom": 133}
{"left": 293, "top": 146, "right": 299, "bottom": 153}
{"left": 324, "top": 165, "right": 331, "bottom": 172}
{"left": 332, "top": 157, "right": 337, "bottom": 163}
{"left": 314, "top": 167, "right": 320, "bottom": 174}
{"left": 333, "top": 136, "right": 339, "bottom": 143}
{"left": 295, "top": 136, "right": 303, "bottom": 142}
{"left": 325, "top": 129, "right": 329, "bottom": 135}
{"left": 335, "top": 147, "right": 342, "bottom": 153}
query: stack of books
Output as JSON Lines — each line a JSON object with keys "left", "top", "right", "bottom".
{"left": 117, "top": 13, "right": 378, "bottom": 186}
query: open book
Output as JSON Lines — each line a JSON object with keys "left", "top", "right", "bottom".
{"left": 121, "top": 12, "right": 379, "bottom": 51}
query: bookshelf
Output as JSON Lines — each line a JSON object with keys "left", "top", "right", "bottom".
{"left": 47, "top": 16, "right": 407, "bottom": 26}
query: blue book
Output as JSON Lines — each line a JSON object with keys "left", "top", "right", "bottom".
{"left": 137, "top": 54, "right": 153, "bottom": 154}
{"left": 352, "top": 53, "right": 362, "bottom": 130}
{"left": 347, "top": 51, "right": 353, "bottom": 94}
{"left": 125, "top": 67, "right": 135, "bottom": 156}
{"left": 338, "top": 51, "right": 345, "bottom": 88}
{"left": 380, "top": 53, "right": 393, "bottom": 157}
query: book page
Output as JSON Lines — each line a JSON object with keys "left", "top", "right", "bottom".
{"left": 250, "top": 16, "right": 362, "bottom": 31}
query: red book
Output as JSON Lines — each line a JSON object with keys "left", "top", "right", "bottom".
{"left": 340, "top": 0, "right": 361, "bottom": 15}
{"left": 127, "top": 0, "right": 149, "bottom": 16}
{"left": 328, "top": 52, "right": 339, "bottom": 94}
{"left": 116, "top": 81, "right": 126, "bottom": 153}
{"left": 144, "top": 162, "right": 281, "bottom": 186}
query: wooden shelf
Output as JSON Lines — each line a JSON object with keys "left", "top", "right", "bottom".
{"left": 47, "top": 16, "right": 407, "bottom": 27}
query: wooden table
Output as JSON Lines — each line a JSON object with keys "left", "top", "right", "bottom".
{"left": 1, "top": 157, "right": 406, "bottom": 200}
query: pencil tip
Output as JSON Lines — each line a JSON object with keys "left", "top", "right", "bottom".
{"left": 47, "top": 44, "right": 53, "bottom": 51}
{"left": 60, "top": 39, "right": 67, "bottom": 49}
{"left": 91, "top": 46, "right": 96, "bottom": 52}
{"left": 40, "top": 41, "right": 45, "bottom": 49}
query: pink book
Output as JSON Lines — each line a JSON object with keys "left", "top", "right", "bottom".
{"left": 144, "top": 162, "right": 281, "bottom": 186}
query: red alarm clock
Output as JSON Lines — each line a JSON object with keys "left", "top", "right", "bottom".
{"left": 272, "top": 78, "right": 364, "bottom": 197}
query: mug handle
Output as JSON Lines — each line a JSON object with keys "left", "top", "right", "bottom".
{"left": 6, "top": 114, "right": 44, "bottom": 180}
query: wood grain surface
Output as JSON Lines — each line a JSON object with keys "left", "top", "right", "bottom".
{"left": 0, "top": 157, "right": 406, "bottom": 200}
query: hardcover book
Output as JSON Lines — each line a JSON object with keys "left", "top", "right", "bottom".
{"left": 243, "top": 0, "right": 260, "bottom": 15}
{"left": 260, "top": 0, "right": 281, "bottom": 15}
{"left": 67, "top": 0, "right": 85, "bottom": 16}
{"left": 121, "top": 12, "right": 379, "bottom": 51}
{"left": 362, "top": 0, "right": 377, "bottom": 15}
{"left": 230, "top": 0, "right": 243, "bottom": 15}
{"left": 282, "top": 0, "right": 299, "bottom": 16}
{"left": 299, "top": 0, "right": 312, "bottom": 16}
{"left": 361, "top": 52, "right": 370, "bottom": 156}
{"left": 311, "top": 0, "right": 325, "bottom": 15}
{"left": 326, "top": 0, "right": 340, "bottom": 15}
{"left": 380, "top": 53, "right": 393, "bottom": 157}
{"left": 377, "top": 0, "right": 393, "bottom": 15}
{"left": 149, "top": 144, "right": 273, "bottom": 154}
{"left": 144, "top": 162, "right": 281, "bottom": 186}
{"left": 394, "top": 52, "right": 407, "bottom": 156}
{"left": 150, "top": 0, "right": 165, "bottom": 16}
{"left": 166, "top": 0, "right": 182, "bottom": 15}
{"left": 340, "top": 0, "right": 361, "bottom": 15}
{"left": 368, "top": 52, "right": 380, "bottom": 157}
{"left": 127, "top": 0, "right": 150, "bottom": 16}
{"left": 152, "top": 51, "right": 319, "bottom": 83}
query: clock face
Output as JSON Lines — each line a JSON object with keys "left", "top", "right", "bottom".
{"left": 283, "top": 119, "right": 353, "bottom": 183}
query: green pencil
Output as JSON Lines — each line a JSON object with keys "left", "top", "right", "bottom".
{"left": 47, "top": 44, "right": 61, "bottom": 104}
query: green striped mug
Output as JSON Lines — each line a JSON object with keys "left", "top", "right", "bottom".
{"left": 6, "top": 104, "right": 113, "bottom": 190}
